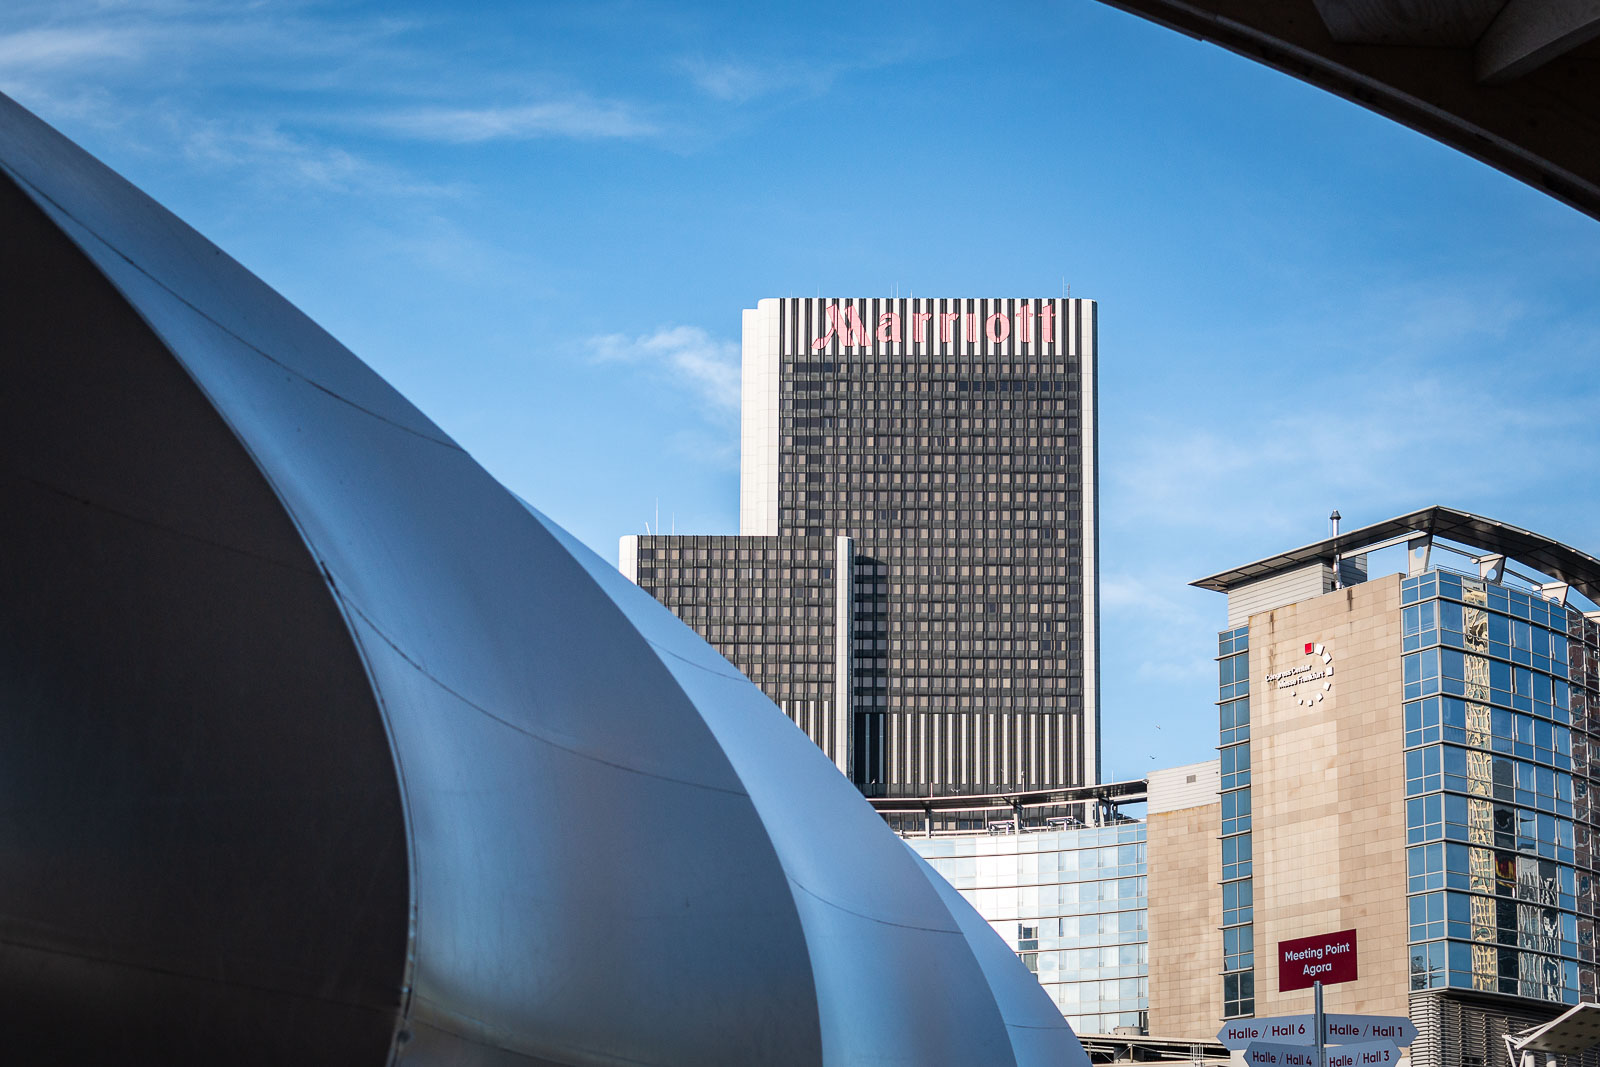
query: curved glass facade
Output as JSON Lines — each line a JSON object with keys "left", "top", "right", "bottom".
{"left": 910, "top": 823, "right": 1148, "bottom": 1035}
{"left": 1400, "top": 568, "right": 1597, "bottom": 1003}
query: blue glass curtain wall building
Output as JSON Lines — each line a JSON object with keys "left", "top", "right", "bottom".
{"left": 1217, "top": 625, "right": 1255, "bottom": 1018}
{"left": 910, "top": 823, "right": 1149, "bottom": 1036}
{"left": 1400, "top": 568, "right": 1597, "bottom": 1003}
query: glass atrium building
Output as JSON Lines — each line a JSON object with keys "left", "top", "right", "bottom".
{"left": 907, "top": 821, "right": 1149, "bottom": 1036}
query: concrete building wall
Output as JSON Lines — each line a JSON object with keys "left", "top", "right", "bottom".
{"left": 739, "top": 300, "right": 780, "bottom": 536}
{"left": 1149, "top": 760, "right": 1219, "bottom": 815}
{"left": 1226, "top": 562, "right": 1333, "bottom": 628}
{"left": 1249, "top": 572, "right": 1409, "bottom": 1020}
{"left": 1147, "top": 760, "right": 1223, "bottom": 1037}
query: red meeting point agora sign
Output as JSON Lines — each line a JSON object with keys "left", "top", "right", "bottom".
{"left": 1279, "top": 929, "right": 1358, "bottom": 992}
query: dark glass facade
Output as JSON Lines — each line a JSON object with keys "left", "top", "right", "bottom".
{"left": 628, "top": 297, "right": 1099, "bottom": 800}
{"left": 628, "top": 535, "right": 850, "bottom": 767}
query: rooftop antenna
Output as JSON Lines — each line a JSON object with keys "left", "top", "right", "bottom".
{"left": 1331, "top": 510, "right": 1343, "bottom": 590}
{"left": 655, "top": 498, "right": 660, "bottom": 539}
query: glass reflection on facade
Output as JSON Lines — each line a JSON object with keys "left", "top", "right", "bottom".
{"left": 1401, "top": 569, "right": 1590, "bottom": 1003}
{"left": 909, "top": 822, "right": 1148, "bottom": 1035}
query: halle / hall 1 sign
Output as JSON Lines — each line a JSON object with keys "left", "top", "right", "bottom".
{"left": 1219, "top": 1015, "right": 1418, "bottom": 1051}
{"left": 1280, "top": 929, "right": 1358, "bottom": 992}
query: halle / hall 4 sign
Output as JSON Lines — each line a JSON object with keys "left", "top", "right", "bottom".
{"left": 1280, "top": 929, "right": 1358, "bottom": 992}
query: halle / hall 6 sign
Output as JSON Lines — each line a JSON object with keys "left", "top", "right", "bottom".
{"left": 1279, "top": 929, "right": 1358, "bottom": 992}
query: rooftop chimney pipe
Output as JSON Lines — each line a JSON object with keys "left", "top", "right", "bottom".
{"left": 1331, "top": 510, "right": 1343, "bottom": 589}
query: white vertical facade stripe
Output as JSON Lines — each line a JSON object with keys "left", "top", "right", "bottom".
{"left": 617, "top": 534, "right": 638, "bottom": 583}
{"left": 887, "top": 712, "right": 900, "bottom": 790}
{"left": 834, "top": 534, "right": 854, "bottom": 778}
{"left": 739, "top": 301, "right": 780, "bottom": 535}
{"left": 1079, "top": 299, "right": 1100, "bottom": 785}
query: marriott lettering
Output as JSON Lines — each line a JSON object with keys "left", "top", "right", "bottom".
{"left": 810, "top": 300, "right": 1059, "bottom": 352}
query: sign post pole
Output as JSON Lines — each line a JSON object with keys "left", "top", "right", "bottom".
{"left": 1313, "top": 981, "right": 1325, "bottom": 1067}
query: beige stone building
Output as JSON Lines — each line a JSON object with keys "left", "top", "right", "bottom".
{"left": 1245, "top": 572, "right": 1410, "bottom": 1021}
{"left": 1148, "top": 759, "right": 1223, "bottom": 1035}
{"left": 1179, "top": 508, "right": 1600, "bottom": 1067}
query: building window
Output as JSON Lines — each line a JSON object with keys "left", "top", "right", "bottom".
{"left": 1218, "top": 652, "right": 1250, "bottom": 701}
{"left": 1223, "top": 880, "right": 1253, "bottom": 926}
{"left": 1405, "top": 746, "right": 1441, "bottom": 795}
{"left": 1404, "top": 697, "right": 1442, "bottom": 748}
{"left": 1220, "top": 744, "right": 1251, "bottom": 790}
{"left": 1222, "top": 835, "right": 1252, "bottom": 881}
{"left": 1409, "top": 843, "right": 1441, "bottom": 893}
{"left": 1222, "top": 789, "right": 1252, "bottom": 836}
{"left": 1018, "top": 924, "right": 1039, "bottom": 973}
{"left": 1220, "top": 697, "right": 1249, "bottom": 745}
{"left": 1408, "top": 892, "right": 1446, "bottom": 942}
{"left": 1407, "top": 794, "right": 1443, "bottom": 844}
{"left": 1223, "top": 971, "right": 1254, "bottom": 1018}
{"left": 1224, "top": 925, "right": 1253, "bottom": 971}
{"left": 1409, "top": 940, "right": 1446, "bottom": 990}
{"left": 1403, "top": 601, "right": 1438, "bottom": 652}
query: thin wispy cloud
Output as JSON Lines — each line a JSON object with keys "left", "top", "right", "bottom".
{"left": 0, "top": 25, "right": 145, "bottom": 69}
{"left": 677, "top": 31, "right": 944, "bottom": 105}
{"left": 0, "top": 3, "right": 414, "bottom": 81}
{"left": 668, "top": 427, "right": 739, "bottom": 469}
{"left": 1107, "top": 276, "right": 1600, "bottom": 553}
{"left": 1100, "top": 571, "right": 1217, "bottom": 683}
{"left": 174, "top": 117, "right": 459, "bottom": 199}
{"left": 1111, "top": 375, "right": 1591, "bottom": 550}
{"left": 678, "top": 57, "right": 832, "bottom": 103}
{"left": 365, "top": 99, "right": 657, "bottom": 143}
{"left": 588, "top": 325, "right": 740, "bottom": 418}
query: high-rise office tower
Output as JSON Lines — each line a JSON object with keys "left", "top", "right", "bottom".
{"left": 623, "top": 297, "right": 1098, "bottom": 800}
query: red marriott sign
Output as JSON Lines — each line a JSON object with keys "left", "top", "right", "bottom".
{"left": 1278, "top": 929, "right": 1358, "bottom": 991}
{"left": 810, "top": 301, "right": 1058, "bottom": 350}
{"left": 781, "top": 297, "right": 1087, "bottom": 357}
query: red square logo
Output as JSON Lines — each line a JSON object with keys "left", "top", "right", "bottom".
{"left": 1304, "top": 642, "right": 1314, "bottom": 654}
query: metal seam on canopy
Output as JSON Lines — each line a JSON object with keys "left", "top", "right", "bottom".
{"left": 0, "top": 159, "right": 464, "bottom": 451}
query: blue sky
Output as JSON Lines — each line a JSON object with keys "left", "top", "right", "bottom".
{"left": 5, "top": 0, "right": 1598, "bottom": 781}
